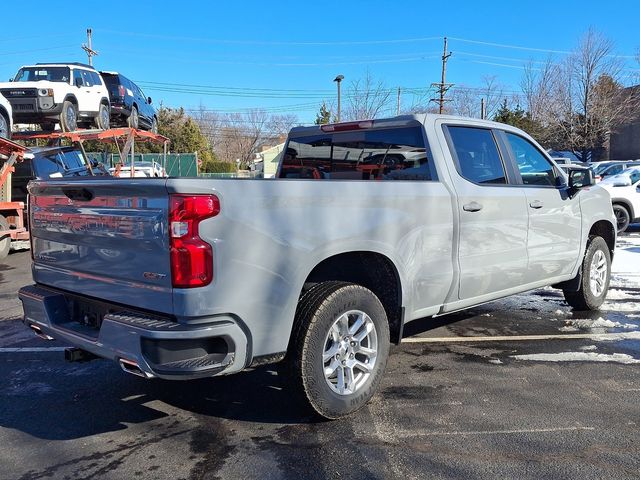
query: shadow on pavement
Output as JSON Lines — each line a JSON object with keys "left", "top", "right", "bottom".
{"left": 0, "top": 357, "right": 317, "bottom": 441}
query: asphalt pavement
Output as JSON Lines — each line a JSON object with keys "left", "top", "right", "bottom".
{"left": 1, "top": 229, "right": 639, "bottom": 480}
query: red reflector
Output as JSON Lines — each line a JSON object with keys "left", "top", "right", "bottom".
{"left": 118, "top": 85, "right": 125, "bottom": 97}
{"left": 169, "top": 195, "right": 220, "bottom": 288}
{"left": 320, "top": 121, "right": 373, "bottom": 132}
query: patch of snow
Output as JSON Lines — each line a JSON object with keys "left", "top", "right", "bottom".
{"left": 511, "top": 352, "right": 640, "bottom": 364}
{"left": 605, "top": 289, "right": 634, "bottom": 300}
{"left": 591, "top": 331, "right": 640, "bottom": 341}
{"left": 554, "top": 309, "right": 568, "bottom": 316}
{"left": 579, "top": 345, "right": 598, "bottom": 351}
{"left": 488, "top": 359, "right": 503, "bottom": 365}
{"left": 559, "top": 326, "right": 579, "bottom": 332}
{"left": 565, "top": 317, "right": 638, "bottom": 331}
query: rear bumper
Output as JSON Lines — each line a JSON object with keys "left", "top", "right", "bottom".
{"left": 19, "top": 284, "right": 250, "bottom": 380}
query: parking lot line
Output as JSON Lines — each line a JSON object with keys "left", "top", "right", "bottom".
{"left": 400, "top": 426, "right": 596, "bottom": 437}
{"left": 0, "top": 347, "right": 68, "bottom": 353}
{"left": 401, "top": 332, "right": 639, "bottom": 343}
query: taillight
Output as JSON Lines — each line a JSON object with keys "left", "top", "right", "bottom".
{"left": 169, "top": 194, "right": 220, "bottom": 288}
{"left": 118, "top": 85, "right": 125, "bottom": 97}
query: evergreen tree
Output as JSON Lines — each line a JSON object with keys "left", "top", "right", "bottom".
{"left": 314, "top": 102, "right": 332, "bottom": 125}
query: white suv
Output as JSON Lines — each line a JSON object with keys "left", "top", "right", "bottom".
{"left": 0, "top": 92, "right": 12, "bottom": 138}
{"left": 0, "top": 62, "right": 110, "bottom": 132}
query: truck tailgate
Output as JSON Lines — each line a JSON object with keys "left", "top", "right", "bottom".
{"left": 28, "top": 179, "right": 173, "bottom": 314}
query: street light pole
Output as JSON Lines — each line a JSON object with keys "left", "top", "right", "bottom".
{"left": 334, "top": 75, "right": 344, "bottom": 122}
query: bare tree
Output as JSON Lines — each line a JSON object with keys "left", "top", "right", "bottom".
{"left": 555, "top": 28, "right": 637, "bottom": 160}
{"left": 343, "top": 71, "right": 393, "bottom": 121}
{"left": 195, "top": 108, "right": 298, "bottom": 169}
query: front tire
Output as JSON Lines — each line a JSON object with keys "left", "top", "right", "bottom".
{"left": 563, "top": 236, "right": 611, "bottom": 310}
{"left": 0, "top": 112, "right": 9, "bottom": 139}
{"left": 95, "top": 103, "right": 110, "bottom": 130}
{"left": 287, "top": 281, "right": 390, "bottom": 419}
{"left": 613, "top": 204, "right": 630, "bottom": 233}
{"left": 59, "top": 100, "right": 77, "bottom": 132}
{"left": 0, "top": 215, "right": 11, "bottom": 260}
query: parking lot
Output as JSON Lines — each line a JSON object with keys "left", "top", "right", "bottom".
{"left": 1, "top": 229, "right": 639, "bottom": 480}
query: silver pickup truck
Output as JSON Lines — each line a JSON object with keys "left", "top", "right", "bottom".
{"left": 19, "top": 114, "right": 616, "bottom": 418}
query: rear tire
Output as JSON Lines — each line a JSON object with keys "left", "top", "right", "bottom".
{"left": 613, "top": 204, "right": 630, "bottom": 233}
{"left": 59, "top": 100, "right": 77, "bottom": 132}
{"left": 0, "top": 215, "right": 11, "bottom": 260}
{"left": 286, "top": 281, "right": 390, "bottom": 419}
{"left": 563, "top": 236, "right": 611, "bottom": 311}
{"left": 127, "top": 106, "right": 139, "bottom": 129}
{"left": 40, "top": 123, "right": 55, "bottom": 132}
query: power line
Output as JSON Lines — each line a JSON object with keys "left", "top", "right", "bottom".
{"left": 99, "top": 29, "right": 443, "bottom": 46}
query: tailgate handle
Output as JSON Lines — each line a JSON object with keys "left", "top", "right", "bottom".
{"left": 62, "top": 188, "right": 94, "bottom": 202}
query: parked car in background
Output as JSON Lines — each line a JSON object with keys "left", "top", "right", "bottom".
{"left": 108, "top": 160, "right": 166, "bottom": 178}
{"left": 0, "top": 93, "right": 12, "bottom": 138}
{"left": 0, "top": 63, "right": 110, "bottom": 132}
{"left": 592, "top": 160, "right": 640, "bottom": 182}
{"left": 99, "top": 72, "right": 157, "bottom": 132}
{"left": 598, "top": 166, "right": 640, "bottom": 232}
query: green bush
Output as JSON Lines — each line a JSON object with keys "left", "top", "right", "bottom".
{"left": 201, "top": 160, "right": 237, "bottom": 174}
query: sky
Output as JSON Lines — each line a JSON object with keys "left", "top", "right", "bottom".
{"left": 1, "top": 0, "right": 639, "bottom": 124}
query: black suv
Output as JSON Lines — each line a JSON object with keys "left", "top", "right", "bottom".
{"left": 99, "top": 72, "right": 157, "bottom": 132}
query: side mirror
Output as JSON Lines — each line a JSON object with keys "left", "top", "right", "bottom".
{"left": 147, "top": 97, "right": 152, "bottom": 104}
{"left": 74, "top": 78, "right": 82, "bottom": 88}
{"left": 568, "top": 167, "right": 595, "bottom": 192}
{"left": 8, "top": 78, "right": 13, "bottom": 82}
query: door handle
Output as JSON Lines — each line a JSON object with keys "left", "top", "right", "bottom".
{"left": 463, "top": 201, "right": 483, "bottom": 212}
{"left": 529, "top": 200, "right": 544, "bottom": 209}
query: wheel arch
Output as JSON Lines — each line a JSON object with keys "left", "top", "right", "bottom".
{"left": 295, "top": 251, "right": 404, "bottom": 344}
{"left": 63, "top": 94, "right": 78, "bottom": 105}
{"left": 589, "top": 220, "right": 616, "bottom": 257}
{"left": 611, "top": 199, "right": 635, "bottom": 221}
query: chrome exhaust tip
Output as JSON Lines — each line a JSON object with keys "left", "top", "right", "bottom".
{"left": 118, "top": 358, "right": 151, "bottom": 378}
{"left": 29, "top": 324, "right": 54, "bottom": 340}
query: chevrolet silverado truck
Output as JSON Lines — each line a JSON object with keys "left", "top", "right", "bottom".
{"left": 19, "top": 114, "right": 616, "bottom": 419}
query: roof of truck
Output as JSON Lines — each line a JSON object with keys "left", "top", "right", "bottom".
{"left": 288, "top": 114, "right": 519, "bottom": 137}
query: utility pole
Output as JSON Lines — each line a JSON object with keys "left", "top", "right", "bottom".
{"left": 430, "top": 37, "right": 453, "bottom": 114}
{"left": 334, "top": 74, "right": 344, "bottom": 122}
{"left": 480, "top": 98, "right": 486, "bottom": 120}
{"left": 397, "top": 87, "right": 401, "bottom": 115}
{"left": 82, "top": 28, "right": 98, "bottom": 66}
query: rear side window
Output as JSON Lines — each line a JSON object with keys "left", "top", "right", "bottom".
{"left": 446, "top": 126, "right": 506, "bottom": 184}
{"left": 278, "top": 126, "right": 435, "bottom": 181}
{"left": 505, "top": 133, "right": 559, "bottom": 187}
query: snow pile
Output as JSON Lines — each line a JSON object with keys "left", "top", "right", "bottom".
{"left": 511, "top": 352, "right": 640, "bottom": 364}
{"left": 610, "top": 235, "right": 640, "bottom": 288}
{"left": 560, "top": 317, "right": 638, "bottom": 333}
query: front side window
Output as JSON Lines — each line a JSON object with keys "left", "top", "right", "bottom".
{"left": 278, "top": 126, "right": 435, "bottom": 181}
{"left": 505, "top": 133, "right": 559, "bottom": 186}
{"left": 446, "top": 126, "right": 506, "bottom": 184}
{"left": 73, "top": 70, "right": 84, "bottom": 87}
{"left": 14, "top": 66, "right": 71, "bottom": 83}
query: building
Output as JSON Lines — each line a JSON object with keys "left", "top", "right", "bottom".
{"left": 610, "top": 85, "right": 640, "bottom": 160}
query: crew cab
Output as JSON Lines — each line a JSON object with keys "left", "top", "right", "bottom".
{"left": 0, "top": 63, "right": 110, "bottom": 132}
{"left": 0, "top": 92, "right": 12, "bottom": 138}
{"left": 19, "top": 114, "right": 616, "bottom": 419}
